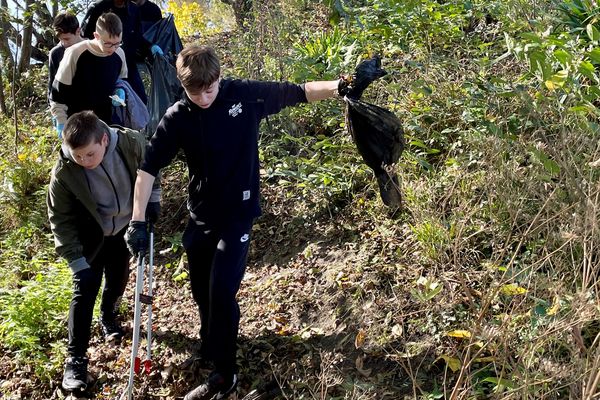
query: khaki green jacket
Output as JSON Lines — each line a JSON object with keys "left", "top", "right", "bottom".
{"left": 47, "top": 127, "right": 145, "bottom": 265}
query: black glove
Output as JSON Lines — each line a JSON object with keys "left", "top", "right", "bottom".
{"left": 125, "top": 221, "right": 149, "bottom": 256}
{"left": 146, "top": 201, "right": 161, "bottom": 224}
{"left": 338, "top": 55, "right": 387, "bottom": 100}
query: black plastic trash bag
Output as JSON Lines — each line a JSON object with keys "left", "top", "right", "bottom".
{"left": 345, "top": 97, "right": 404, "bottom": 208}
{"left": 342, "top": 55, "right": 404, "bottom": 208}
{"left": 143, "top": 14, "right": 183, "bottom": 64}
{"left": 146, "top": 54, "right": 182, "bottom": 137}
{"left": 143, "top": 13, "right": 183, "bottom": 137}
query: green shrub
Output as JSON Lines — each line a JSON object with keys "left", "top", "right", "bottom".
{"left": 0, "top": 261, "right": 70, "bottom": 380}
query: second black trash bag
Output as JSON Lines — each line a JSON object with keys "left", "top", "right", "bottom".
{"left": 143, "top": 14, "right": 183, "bottom": 63}
{"left": 143, "top": 14, "right": 184, "bottom": 137}
{"left": 146, "top": 55, "right": 182, "bottom": 137}
{"left": 345, "top": 97, "right": 404, "bottom": 208}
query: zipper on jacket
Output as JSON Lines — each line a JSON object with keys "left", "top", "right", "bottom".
{"left": 101, "top": 163, "right": 121, "bottom": 236}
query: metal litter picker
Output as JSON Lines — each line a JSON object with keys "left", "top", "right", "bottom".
{"left": 122, "top": 224, "right": 155, "bottom": 400}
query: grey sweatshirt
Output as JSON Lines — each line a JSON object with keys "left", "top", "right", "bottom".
{"left": 62, "top": 124, "right": 159, "bottom": 237}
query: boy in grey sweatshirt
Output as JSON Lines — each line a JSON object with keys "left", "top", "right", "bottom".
{"left": 47, "top": 110, "right": 159, "bottom": 393}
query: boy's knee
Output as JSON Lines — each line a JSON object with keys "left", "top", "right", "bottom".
{"left": 73, "top": 268, "right": 99, "bottom": 293}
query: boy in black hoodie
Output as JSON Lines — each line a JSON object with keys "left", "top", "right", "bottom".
{"left": 125, "top": 45, "right": 379, "bottom": 400}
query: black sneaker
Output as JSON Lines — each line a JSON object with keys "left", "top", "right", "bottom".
{"left": 62, "top": 356, "right": 89, "bottom": 391}
{"left": 183, "top": 372, "right": 238, "bottom": 400}
{"left": 101, "top": 319, "right": 124, "bottom": 341}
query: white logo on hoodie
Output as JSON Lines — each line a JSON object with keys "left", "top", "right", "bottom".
{"left": 229, "top": 103, "right": 242, "bottom": 117}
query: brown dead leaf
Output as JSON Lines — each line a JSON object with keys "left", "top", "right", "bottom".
{"left": 355, "top": 329, "right": 366, "bottom": 349}
{"left": 355, "top": 355, "right": 372, "bottom": 377}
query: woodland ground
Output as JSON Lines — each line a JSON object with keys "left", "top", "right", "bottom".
{"left": 1, "top": 159, "right": 417, "bottom": 400}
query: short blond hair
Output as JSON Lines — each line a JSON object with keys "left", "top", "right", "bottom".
{"left": 176, "top": 45, "right": 220, "bottom": 91}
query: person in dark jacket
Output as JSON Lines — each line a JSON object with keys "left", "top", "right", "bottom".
{"left": 131, "top": 0, "right": 162, "bottom": 34}
{"left": 47, "top": 110, "right": 160, "bottom": 393}
{"left": 48, "top": 11, "right": 84, "bottom": 103}
{"left": 125, "top": 45, "right": 360, "bottom": 400}
{"left": 81, "top": 0, "right": 163, "bottom": 104}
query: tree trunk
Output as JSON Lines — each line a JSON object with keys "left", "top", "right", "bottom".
{"left": 17, "top": 0, "right": 34, "bottom": 74}
{"left": 51, "top": 0, "right": 58, "bottom": 19}
{"left": 0, "top": 63, "right": 6, "bottom": 115}
{"left": 0, "top": 0, "right": 15, "bottom": 75}
{"left": 220, "top": 0, "right": 253, "bottom": 29}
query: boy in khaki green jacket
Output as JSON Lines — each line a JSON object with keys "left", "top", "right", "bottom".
{"left": 47, "top": 110, "right": 160, "bottom": 393}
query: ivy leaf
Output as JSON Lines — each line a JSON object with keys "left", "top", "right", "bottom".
{"left": 482, "top": 377, "right": 515, "bottom": 390}
{"left": 587, "top": 23, "right": 600, "bottom": 42}
{"left": 501, "top": 283, "right": 528, "bottom": 295}
{"left": 587, "top": 48, "right": 600, "bottom": 64}
{"left": 579, "top": 60, "right": 597, "bottom": 82}
{"left": 447, "top": 330, "right": 472, "bottom": 339}
{"left": 521, "top": 32, "right": 542, "bottom": 43}
{"left": 529, "top": 148, "right": 560, "bottom": 176}
{"left": 528, "top": 50, "right": 552, "bottom": 81}
{"left": 554, "top": 49, "right": 572, "bottom": 66}
{"left": 438, "top": 354, "right": 461, "bottom": 372}
{"left": 544, "top": 70, "right": 568, "bottom": 90}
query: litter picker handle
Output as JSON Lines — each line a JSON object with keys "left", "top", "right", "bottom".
{"left": 124, "top": 253, "right": 146, "bottom": 399}
{"left": 145, "top": 223, "right": 154, "bottom": 374}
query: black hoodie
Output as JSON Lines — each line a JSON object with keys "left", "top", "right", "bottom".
{"left": 141, "top": 78, "right": 307, "bottom": 225}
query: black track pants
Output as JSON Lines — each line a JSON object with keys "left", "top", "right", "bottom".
{"left": 183, "top": 217, "right": 253, "bottom": 377}
{"left": 67, "top": 230, "right": 130, "bottom": 357}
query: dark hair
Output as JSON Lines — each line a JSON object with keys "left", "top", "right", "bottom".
{"left": 176, "top": 45, "right": 220, "bottom": 91}
{"left": 53, "top": 11, "right": 80, "bottom": 36}
{"left": 63, "top": 111, "right": 106, "bottom": 149}
{"left": 96, "top": 12, "right": 123, "bottom": 37}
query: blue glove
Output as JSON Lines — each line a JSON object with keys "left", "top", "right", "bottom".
{"left": 151, "top": 44, "right": 163, "bottom": 56}
{"left": 112, "top": 88, "right": 126, "bottom": 107}
{"left": 56, "top": 123, "right": 64, "bottom": 138}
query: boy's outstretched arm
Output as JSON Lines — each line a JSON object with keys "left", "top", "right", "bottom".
{"left": 304, "top": 80, "right": 341, "bottom": 102}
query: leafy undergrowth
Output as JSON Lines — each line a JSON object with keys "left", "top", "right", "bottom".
{"left": 3, "top": 145, "right": 598, "bottom": 399}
